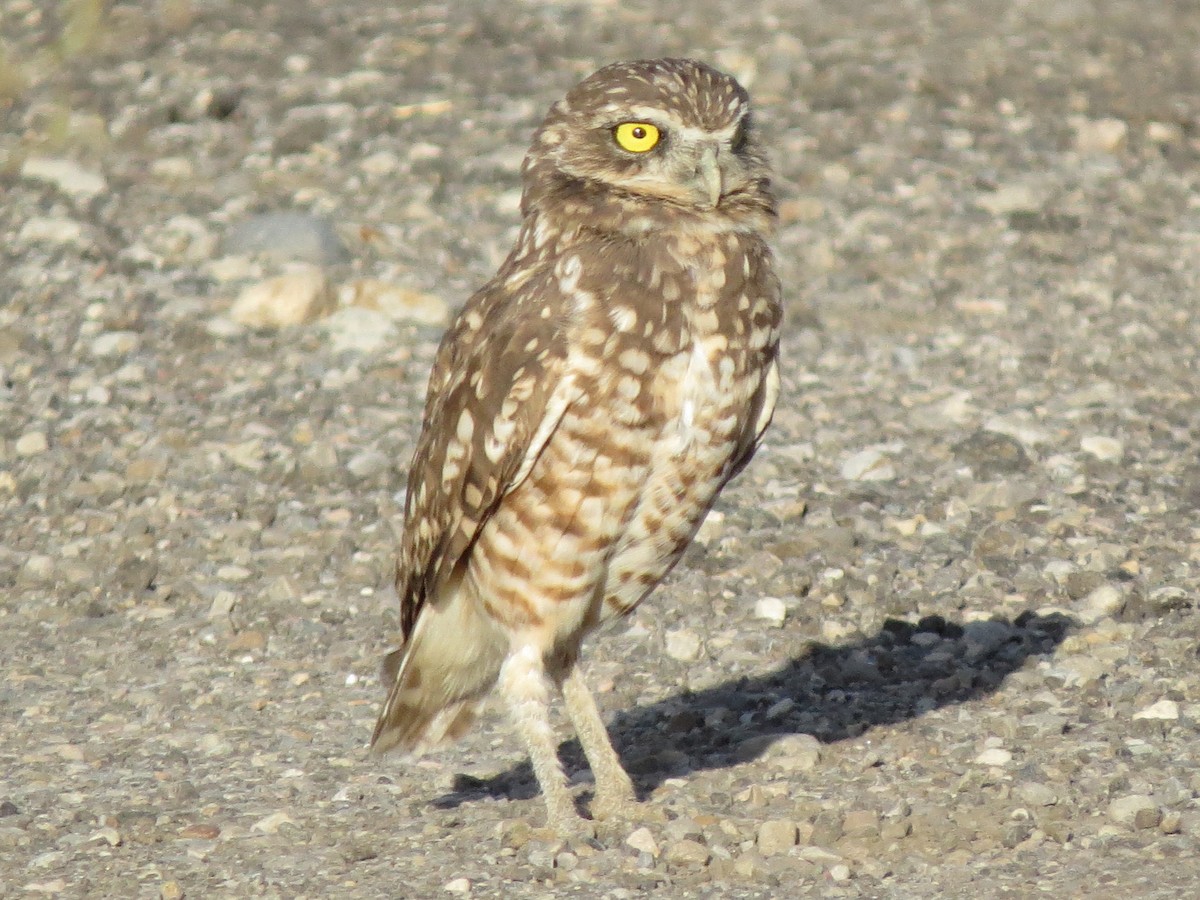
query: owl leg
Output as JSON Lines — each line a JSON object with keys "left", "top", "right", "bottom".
{"left": 559, "top": 664, "right": 638, "bottom": 821}
{"left": 498, "top": 643, "right": 586, "bottom": 835}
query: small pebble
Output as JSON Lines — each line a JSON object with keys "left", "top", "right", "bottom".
{"left": 764, "top": 733, "right": 822, "bottom": 771}
{"left": 1077, "top": 584, "right": 1125, "bottom": 624}
{"left": 230, "top": 267, "right": 336, "bottom": 328}
{"left": 1016, "top": 783, "right": 1058, "bottom": 807}
{"left": 1072, "top": 116, "right": 1128, "bottom": 154}
{"left": 208, "top": 591, "right": 237, "bottom": 619}
{"left": 18, "top": 216, "right": 87, "bottom": 246}
{"left": 664, "top": 628, "right": 702, "bottom": 662}
{"left": 91, "top": 331, "right": 140, "bottom": 358}
{"left": 250, "top": 811, "right": 295, "bottom": 834}
{"left": 347, "top": 449, "right": 391, "bottom": 480}
{"left": 16, "top": 431, "right": 48, "bottom": 456}
{"left": 228, "top": 630, "right": 267, "bottom": 652}
{"left": 1107, "top": 794, "right": 1159, "bottom": 828}
{"left": 217, "top": 565, "right": 252, "bottom": 582}
{"left": 1080, "top": 435, "right": 1124, "bottom": 462}
{"left": 88, "top": 826, "right": 121, "bottom": 846}
{"left": 625, "top": 826, "right": 660, "bottom": 857}
{"left": 443, "top": 877, "right": 471, "bottom": 893}
{"left": 150, "top": 157, "right": 195, "bottom": 181}
{"left": 324, "top": 307, "right": 397, "bottom": 354}
{"left": 19, "top": 156, "right": 107, "bottom": 197}
{"left": 840, "top": 447, "right": 896, "bottom": 482}
{"left": 753, "top": 596, "right": 787, "bottom": 626}
{"left": 756, "top": 819, "right": 798, "bottom": 856}
{"left": 974, "top": 747, "right": 1013, "bottom": 766}
{"left": 976, "top": 183, "right": 1041, "bottom": 215}
{"left": 341, "top": 278, "right": 450, "bottom": 326}
{"left": 842, "top": 809, "right": 880, "bottom": 838}
{"left": 1132, "top": 699, "right": 1180, "bottom": 721}
{"left": 664, "top": 839, "right": 709, "bottom": 866}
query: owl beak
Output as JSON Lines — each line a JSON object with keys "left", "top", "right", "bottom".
{"left": 696, "top": 145, "right": 723, "bottom": 208}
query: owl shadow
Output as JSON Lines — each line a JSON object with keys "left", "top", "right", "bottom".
{"left": 433, "top": 609, "right": 1073, "bottom": 809}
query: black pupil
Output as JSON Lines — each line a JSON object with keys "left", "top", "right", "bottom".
{"left": 631, "top": 126, "right": 646, "bottom": 139}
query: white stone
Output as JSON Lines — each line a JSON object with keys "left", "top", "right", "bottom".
{"left": 1072, "top": 117, "right": 1128, "bottom": 154}
{"left": 1133, "top": 699, "right": 1180, "bottom": 721}
{"left": 1077, "top": 584, "right": 1124, "bottom": 624}
{"left": 18, "top": 216, "right": 87, "bottom": 245}
{"left": 798, "top": 846, "right": 843, "bottom": 865}
{"left": 766, "top": 733, "right": 822, "bottom": 772}
{"left": 113, "top": 365, "right": 144, "bottom": 386}
{"left": 625, "top": 826, "right": 660, "bottom": 857}
{"left": 1107, "top": 794, "right": 1157, "bottom": 827}
{"left": 152, "top": 214, "right": 218, "bottom": 265}
{"left": 217, "top": 565, "right": 252, "bottom": 582}
{"left": 15, "top": 431, "right": 48, "bottom": 456}
{"left": 324, "top": 306, "right": 397, "bottom": 354}
{"left": 933, "top": 390, "right": 976, "bottom": 425}
{"left": 443, "top": 877, "right": 471, "bottom": 894}
{"left": 409, "top": 141, "right": 442, "bottom": 161}
{"left": 347, "top": 449, "right": 390, "bottom": 479}
{"left": 753, "top": 596, "right": 787, "bottom": 627}
{"left": 840, "top": 447, "right": 895, "bottom": 482}
{"left": 976, "top": 183, "right": 1041, "bottom": 215}
{"left": 85, "top": 385, "right": 111, "bottom": 405}
{"left": 91, "top": 331, "right": 140, "bottom": 358}
{"left": 984, "top": 415, "right": 1051, "bottom": 446}
{"left": 1147, "top": 121, "right": 1183, "bottom": 144}
{"left": 664, "top": 628, "right": 702, "bottom": 662}
{"left": 250, "top": 811, "right": 296, "bottom": 834}
{"left": 693, "top": 509, "right": 725, "bottom": 546}
{"left": 1081, "top": 435, "right": 1123, "bottom": 462}
{"left": 22, "top": 554, "right": 54, "bottom": 580}
{"left": 20, "top": 157, "right": 107, "bottom": 198}
{"left": 360, "top": 150, "right": 402, "bottom": 175}
{"left": 974, "top": 747, "right": 1013, "bottom": 766}
{"left": 821, "top": 619, "right": 855, "bottom": 642}
{"left": 757, "top": 819, "right": 798, "bottom": 856}
{"left": 230, "top": 266, "right": 335, "bottom": 327}
{"left": 208, "top": 591, "right": 237, "bottom": 619}
{"left": 88, "top": 826, "right": 121, "bottom": 847}
{"left": 340, "top": 278, "right": 450, "bottom": 326}
{"left": 208, "top": 255, "right": 259, "bottom": 283}
{"left": 150, "top": 156, "right": 195, "bottom": 180}
{"left": 1016, "top": 782, "right": 1059, "bottom": 807}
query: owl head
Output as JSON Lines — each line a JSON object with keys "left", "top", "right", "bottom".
{"left": 521, "top": 58, "right": 774, "bottom": 231}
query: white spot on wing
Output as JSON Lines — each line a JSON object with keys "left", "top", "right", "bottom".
{"left": 677, "top": 341, "right": 715, "bottom": 445}
{"left": 507, "top": 372, "right": 579, "bottom": 492}
{"left": 558, "top": 255, "right": 582, "bottom": 294}
{"left": 456, "top": 409, "right": 474, "bottom": 444}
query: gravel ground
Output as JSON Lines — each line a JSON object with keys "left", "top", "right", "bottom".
{"left": 3, "top": 1, "right": 1200, "bottom": 897}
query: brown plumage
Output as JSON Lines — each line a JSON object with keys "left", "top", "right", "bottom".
{"left": 371, "top": 58, "right": 782, "bottom": 834}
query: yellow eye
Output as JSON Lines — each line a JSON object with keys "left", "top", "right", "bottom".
{"left": 613, "top": 122, "right": 661, "bottom": 153}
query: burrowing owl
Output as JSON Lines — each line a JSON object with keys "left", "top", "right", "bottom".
{"left": 371, "top": 58, "right": 781, "bottom": 835}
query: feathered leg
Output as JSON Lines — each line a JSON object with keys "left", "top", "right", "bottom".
{"left": 498, "top": 643, "right": 585, "bottom": 834}
{"left": 559, "top": 663, "right": 637, "bottom": 820}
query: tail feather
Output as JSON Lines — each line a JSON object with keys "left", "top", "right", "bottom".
{"left": 371, "top": 581, "right": 507, "bottom": 754}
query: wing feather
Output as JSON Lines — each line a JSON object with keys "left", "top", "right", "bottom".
{"left": 394, "top": 269, "right": 577, "bottom": 641}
